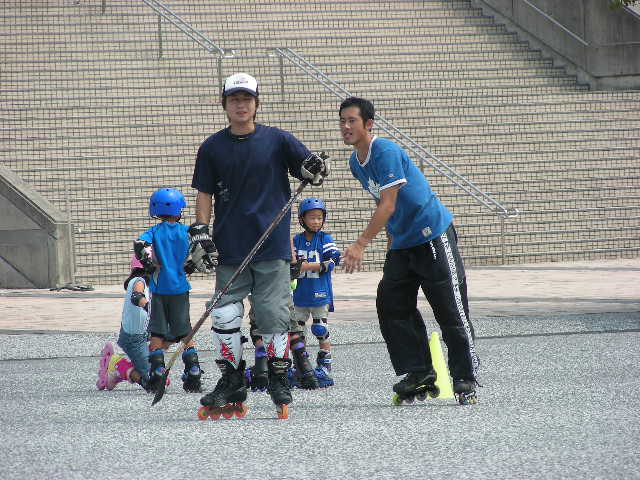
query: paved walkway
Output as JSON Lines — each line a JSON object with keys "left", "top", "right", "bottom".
{"left": 2, "top": 259, "right": 639, "bottom": 480}
{"left": 0, "top": 259, "right": 638, "bottom": 333}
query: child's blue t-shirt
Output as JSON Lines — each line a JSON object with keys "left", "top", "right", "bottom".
{"left": 292, "top": 231, "right": 341, "bottom": 311}
{"left": 121, "top": 276, "right": 150, "bottom": 335}
{"left": 138, "top": 221, "right": 191, "bottom": 295}
{"left": 349, "top": 136, "right": 453, "bottom": 249}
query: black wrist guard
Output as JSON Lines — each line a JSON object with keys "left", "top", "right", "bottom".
{"left": 131, "top": 291, "right": 146, "bottom": 307}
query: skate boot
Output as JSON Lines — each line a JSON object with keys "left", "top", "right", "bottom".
{"left": 181, "top": 347, "right": 203, "bottom": 393}
{"left": 392, "top": 368, "right": 439, "bottom": 405}
{"left": 198, "top": 359, "right": 248, "bottom": 420}
{"left": 245, "top": 345, "right": 269, "bottom": 392}
{"left": 314, "top": 349, "right": 334, "bottom": 388}
{"left": 290, "top": 336, "right": 318, "bottom": 390}
{"left": 137, "top": 376, "right": 154, "bottom": 393}
{"left": 106, "top": 354, "right": 137, "bottom": 390}
{"left": 287, "top": 366, "right": 300, "bottom": 389}
{"left": 147, "top": 349, "right": 166, "bottom": 394}
{"left": 268, "top": 357, "right": 293, "bottom": 419}
{"left": 96, "top": 342, "right": 114, "bottom": 390}
{"left": 453, "top": 378, "right": 478, "bottom": 405}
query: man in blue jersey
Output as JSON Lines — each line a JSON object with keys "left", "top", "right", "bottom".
{"left": 339, "top": 97, "right": 480, "bottom": 405}
{"left": 190, "top": 72, "right": 329, "bottom": 417}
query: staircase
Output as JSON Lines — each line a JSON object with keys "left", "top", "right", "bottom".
{"left": 1, "top": 0, "right": 639, "bottom": 284}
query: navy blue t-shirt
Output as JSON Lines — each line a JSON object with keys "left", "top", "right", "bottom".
{"left": 191, "top": 124, "right": 309, "bottom": 265}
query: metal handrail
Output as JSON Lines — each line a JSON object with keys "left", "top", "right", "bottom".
{"left": 273, "top": 47, "right": 519, "bottom": 219}
{"left": 125, "top": 3, "right": 518, "bottom": 261}
{"left": 139, "top": 0, "right": 234, "bottom": 97}
{"left": 141, "top": 0, "right": 226, "bottom": 56}
{"left": 118, "top": 4, "right": 515, "bottom": 219}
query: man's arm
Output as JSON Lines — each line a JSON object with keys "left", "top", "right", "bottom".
{"left": 195, "top": 191, "right": 213, "bottom": 225}
{"left": 343, "top": 184, "right": 400, "bottom": 274}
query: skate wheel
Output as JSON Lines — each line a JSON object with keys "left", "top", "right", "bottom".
{"left": 430, "top": 386, "right": 440, "bottom": 399}
{"left": 99, "top": 343, "right": 114, "bottom": 365}
{"left": 96, "top": 343, "right": 114, "bottom": 390}
{"left": 209, "top": 407, "right": 222, "bottom": 420}
{"left": 416, "top": 393, "right": 427, "bottom": 401}
{"left": 404, "top": 396, "right": 415, "bottom": 404}
{"left": 392, "top": 393, "right": 403, "bottom": 406}
{"left": 197, "top": 406, "right": 210, "bottom": 421}
{"left": 234, "top": 403, "right": 249, "bottom": 419}
{"left": 221, "top": 404, "right": 234, "bottom": 419}
{"left": 276, "top": 404, "right": 289, "bottom": 419}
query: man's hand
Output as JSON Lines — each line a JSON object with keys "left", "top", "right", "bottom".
{"left": 301, "top": 152, "right": 330, "bottom": 186}
{"left": 187, "top": 222, "right": 217, "bottom": 273}
{"left": 343, "top": 241, "right": 365, "bottom": 274}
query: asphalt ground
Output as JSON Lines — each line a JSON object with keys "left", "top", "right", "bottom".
{"left": 0, "top": 260, "right": 638, "bottom": 479}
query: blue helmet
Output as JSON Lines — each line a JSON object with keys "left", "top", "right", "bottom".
{"left": 298, "top": 197, "right": 327, "bottom": 231}
{"left": 149, "top": 188, "right": 186, "bottom": 217}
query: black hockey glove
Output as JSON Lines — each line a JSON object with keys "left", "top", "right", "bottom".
{"left": 300, "top": 151, "right": 330, "bottom": 186}
{"left": 290, "top": 261, "right": 303, "bottom": 280}
{"left": 133, "top": 240, "right": 155, "bottom": 273}
{"left": 186, "top": 222, "right": 217, "bottom": 274}
{"left": 184, "top": 260, "right": 197, "bottom": 275}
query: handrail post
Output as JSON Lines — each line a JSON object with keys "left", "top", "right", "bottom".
{"left": 500, "top": 214, "right": 506, "bottom": 265}
{"left": 64, "top": 183, "right": 76, "bottom": 282}
{"left": 279, "top": 55, "right": 285, "bottom": 102}
{"left": 217, "top": 56, "right": 223, "bottom": 97}
{"left": 157, "top": 14, "right": 163, "bottom": 59}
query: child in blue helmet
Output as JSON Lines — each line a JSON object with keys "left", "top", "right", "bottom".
{"left": 289, "top": 197, "right": 341, "bottom": 388}
{"left": 133, "top": 187, "right": 207, "bottom": 394}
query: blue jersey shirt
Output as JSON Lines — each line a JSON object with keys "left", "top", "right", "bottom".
{"left": 292, "top": 231, "right": 341, "bottom": 311}
{"left": 349, "top": 136, "right": 453, "bottom": 249}
{"left": 191, "top": 124, "right": 309, "bottom": 265}
{"left": 138, "top": 221, "right": 191, "bottom": 295}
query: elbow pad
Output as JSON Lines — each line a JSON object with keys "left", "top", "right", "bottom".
{"left": 131, "top": 291, "right": 146, "bottom": 307}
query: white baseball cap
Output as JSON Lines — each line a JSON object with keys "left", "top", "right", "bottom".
{"left": 223, "top": 72, "right": 259, "bottom": 97}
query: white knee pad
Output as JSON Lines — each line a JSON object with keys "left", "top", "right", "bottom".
{"left": 212, "top": 301, "right": 244, "bottom": 331}
{"left": 211, "top": 301, "right": 244, "bottom": 367}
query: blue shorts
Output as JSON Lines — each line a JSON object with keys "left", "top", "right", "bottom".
{"left": 148, "top": 292, "right": 191, "bottom": 342}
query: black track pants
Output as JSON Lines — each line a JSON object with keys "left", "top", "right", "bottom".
{"left": 376, "top": 224, "right": 480, "bottom": 380}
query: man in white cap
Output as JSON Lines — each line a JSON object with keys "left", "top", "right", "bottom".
{"left": 190, "top": 72, "right": 329, "bottom": 419}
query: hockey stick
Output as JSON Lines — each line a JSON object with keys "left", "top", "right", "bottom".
{"left": 152, "top": 180, "right": 310, "bottom": 406}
